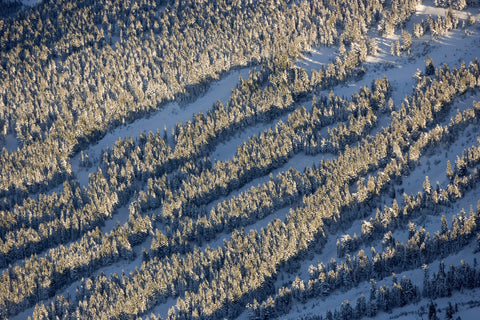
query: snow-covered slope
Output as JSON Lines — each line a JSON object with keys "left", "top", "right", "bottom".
{"left": 4, "top": 1, "right": 480, "bottom": 319}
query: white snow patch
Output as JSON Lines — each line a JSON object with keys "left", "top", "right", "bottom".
{"left": 20, "top": 0, "right": 41, "bottom": 6}
{"left": 457, "top": 301, "right": 480, "bottom": 320}
{"left": 2, "top": 133, "right": 19, "bottom": 152}
{"left": 101, "top": 204, "right": 131, "bottom": 234}
{"left": 148, "top": 297, "right": 178, "bottom": 320}
{"left": 296, "top": 46, "right": 338, "bottom": 75}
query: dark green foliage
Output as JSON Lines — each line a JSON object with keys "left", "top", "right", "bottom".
{"left": 426, "top": 56, "right": 435, "bottom": 76}
{"left": 0, "top": 0, "right": 22, "bottom": 18}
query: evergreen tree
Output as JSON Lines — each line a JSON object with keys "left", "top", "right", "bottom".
{"left": 426, "top": 56, "right": 435, "bottom": 76}
{"left": 428, "top": 301, "right": 437, "bottom": 320}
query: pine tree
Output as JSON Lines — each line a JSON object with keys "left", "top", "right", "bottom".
{"left": 428, "top": 301, "right": 437, "bottom": 320}
{"left": 426, "top": 56, "right": 435, "bottom": 76}
{"left": 355, "top": 294, "right": 367, "bottom": 318}
{"left": 446, "top": 302, "right": 455, "bottom": 320}
{"left": 446, "top": 160, "right": 454, "bottom": 180}
{"left": 441, "top": 215, "right": 449, "bottom": 235}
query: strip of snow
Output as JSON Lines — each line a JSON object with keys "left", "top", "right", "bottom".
{"left": 20, "top": 0, "right": 41, "bottom": 6}
{"left": 147, "top": 297, "right": 178, "bottom": 320}
{"left": 400, "top": 105, "right": 480, "bottom": 196}
{"left": 101, "top": 204, "right": 131, "bottom": 234}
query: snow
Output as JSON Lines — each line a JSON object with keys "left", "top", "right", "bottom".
{"left": 101, "top": 204, "right": 130, "bottom": 234}
{"left": 415, "top": 0, "right": 476, "bottom": 21}
{"left": 457, "top": 302, "right": 480, "bottom": 320}
{"left": 296, "top": 46, "right": 338, "bottom": 75}
{"left": 148, "top": 297, "right": 177, "bottom": 320}
{"left": 10, "top": 306, "right": 36, "bottom": 320}
{"left": 2, "top": 133, "right": 19, "bottom": 152}
{"left": 20, "top": 0, "right": 41, "bottom": 6}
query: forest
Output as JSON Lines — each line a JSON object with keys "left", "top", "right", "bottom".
{"left": 0, "top": 0, "right": 480, "bottom": 319}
